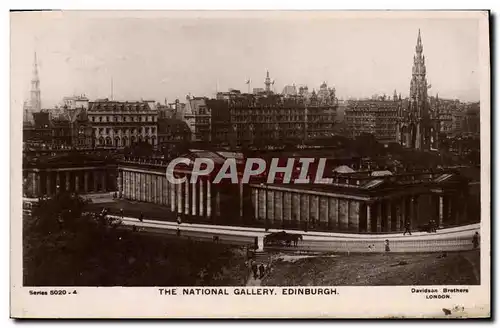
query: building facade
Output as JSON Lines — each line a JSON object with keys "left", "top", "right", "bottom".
{"left": 345, "top": 97, "right": 402, "bottom": 142}
{"left": 184, "top": 96, "right": 211, "bottom": 142}
{"left": 208, "top": 77, "right": 337, "bottom": 147}
{"left": 87, "top": 99, "right": 158, "bottom": 149}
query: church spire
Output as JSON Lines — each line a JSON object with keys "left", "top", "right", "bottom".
{"left": 30, "top": 51, "right": 41, "bottom": 112}
{"left": 416, "top": 29, "right": 423, "bottom": 54}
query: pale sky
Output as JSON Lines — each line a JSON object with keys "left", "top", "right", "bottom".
{"left": 11, "top": 11, "right": 480, "bottom": 109}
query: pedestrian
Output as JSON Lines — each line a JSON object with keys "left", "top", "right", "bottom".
{"left": 472, "top": 232, "right": 479, "bottom": 249}
{"left": 139, "top": 212, "right": 144, "bottom": 222}
{"left": 403, "top": 221, "right": 412, "bottom": 236}
{"left": 252, "top": 262, "right": 258, "bottom": 279}
{"left": 177, "top": 215, "right": 182, "bottom": 225}
{"left": 259, "top": 264, "right": 265, "bottom": 279}
{"left": 120, "top": 208, "right": 124, "bottom": 219}
{"left": 385, "top": 239, "right": 391, "bottom": 252}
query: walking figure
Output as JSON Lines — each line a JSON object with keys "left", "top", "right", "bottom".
{"left": 120, "top": 208, "right": 124, "bottom": 219}
{"left": 385, "top": 239, "right": 391, "bottom": 252}
{"left": 139, "top": 212, "right": 144, "bottom": 223}
{"left": 403, "top": 221, "right": 412, "bottom": 236}
{"left": 251, "top": 262, "right": 258, "bottom": 280}
{"left": 472, "top": 232, "right": 480, "bottom": 249}
{"left": 177, "top": 215, "right": 182, "bottom": 225}
{"left": 259, "top": 264, "right": 265, "bottom": 279}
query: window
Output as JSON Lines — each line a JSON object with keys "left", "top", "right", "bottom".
{"left": 106, "top": 116, "right": 110, "bottom": 122}
{"left": 106, "top": 128, "right": 110, "bottom": 134}
{"left": 91, "top": 116, "right": 95, "bottom": 122}
{"left": 99, "top": 117, "right": 103, "bottom": 122}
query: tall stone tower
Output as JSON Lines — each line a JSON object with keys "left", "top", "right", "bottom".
{"left": 264, "top": 70, "right": 271, "bottom": 93}
{"left": 30, "top": 52, "right": 41, "bottom": 112}
{"left": 398, "top": 30, "right": 432, "bottom": 150}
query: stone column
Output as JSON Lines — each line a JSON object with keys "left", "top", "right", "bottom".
{"left": 253, "top": 188, "right": 258, "bottom": 219}
{"left": 152, "top": 175, "right": 157, "bottom": 204}
{"left": 65, "top": 171, "right": 70, "bottom": 192}
{"left": 322, "top": 196, "right": 329, "bottom": 229}
{"left": 118, "top": 170, "right": 123, "bottom": 198}
{"left": 206, "top": 181, "right": 212, "bottom": 217}
{"left": 170, "top": 180, "right": 176, "bottom": 212}
{"left": 199, "top": 179, "right": 205, "bottom": 217}
{"left": 366, "top": 203, "right": 372, "bottom": 232}
{"left": 348, "top": 200, "right": 359, "bottom": 232}
{"left": 84, "top": 171, "right": 89, "bottom": 193}
{"left": 376, "top": 201, "right": 382, "bottom": 232}
{"left": 239, "top": 181, "right": 244, "bottom": 218}
{"left": 102, "top": 171, "right": 107, "bottom": 192}
{"left": 35, "top": 173, "right": 41, "bottom": 197}
{"left": 328, "top": 198, "right": 338, "bottom": 230}
{"left": 215, "top": 187, "right": 221, "bottom": 217}
{"left": 46, "top": 172, "right": 52, "bottom": 195}
{"left": 438, "top": 195, "right": 444, "bottom": 228}
{"left": 453, "top": 195, "right": 459, "bottom": 225}
{"left": 177, "top": 180, "right": 183, "bottom": 214}
{"left": 267, "top": 189, "right": 274, "bottom": 223}
{"left": 184, "top": 178, "right": 190, "bottom": 215}
{"left": 386, "top": 200, "right": 392, "bottom": 232}
{"left": 412, "top": 195, "right": 419, "bottom": 227}
{"left": 93, "top": 171, "right": 99, "bottom": 193}
{"left": 56, "top": 172, "right": 61, "bottom": 192}
{"left": 264, "top": 188, "right": 268, "bottom": 221}
{"left": 75, "top": 172, "right": 80, "bottom": 193}
{"left": 192, "top": 179, "right": 197, "bottom": 216}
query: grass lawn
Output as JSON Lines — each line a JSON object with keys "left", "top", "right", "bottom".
{"left": 263, "top": 250, "right": 480, "bottom": 286}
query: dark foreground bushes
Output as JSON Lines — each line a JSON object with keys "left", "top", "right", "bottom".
{"left": 24, "top": 193, "right": 247, "bottom": 286}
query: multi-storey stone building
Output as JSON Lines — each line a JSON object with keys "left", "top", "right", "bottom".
{"left": 184, "top": 95, "right": 211, "bottom": 142}
{"left": 88, "top": 99, "right": 158, "bottom": 149}
{"left": 207, "top": 78, "right": 337, "bottom": 146}
{"left": 344, "top": 96, "right": 402, "bottom": 142}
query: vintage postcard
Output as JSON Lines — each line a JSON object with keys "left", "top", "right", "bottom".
{"left": 10, "top": 10, "right": 490, "bottom": 318}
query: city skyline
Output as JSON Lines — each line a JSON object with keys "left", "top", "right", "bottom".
{"left": 11, "top": 11, "right": 480, "bottom": 109}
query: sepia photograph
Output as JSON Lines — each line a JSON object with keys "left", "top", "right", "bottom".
{"left": 10, "top": 10, "right": 490, "bottom": 318}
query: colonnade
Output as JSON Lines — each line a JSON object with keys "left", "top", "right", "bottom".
{"left": 25, "top": 168, "right": 114, "bottom": 197}
{"left": 118, "top": 168, "right": 222, "bottom": 218}
{"left": 251, "top": 186, "right": 362, "bottom": 232}
{"left": 250, "top": 186, "right": 467, "bottom": 233}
